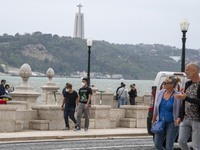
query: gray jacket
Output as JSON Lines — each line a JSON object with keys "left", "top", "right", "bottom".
{"left": 117, "top": 87, "right": 129, "bottom": 100}
{"left": 153, "top": 89, "right": 182, "bottom": 121}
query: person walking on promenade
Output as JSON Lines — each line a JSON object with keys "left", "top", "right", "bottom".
{"left": 128, "top": 84, "right": 137, "bottom": 105}
{"left": 75, "top": 78, "right": 92, "bottom": 131}
{"left": 152, "top": 75, "right": 182, "bottom": 150}
{"left": 117, "top": 83, "right": 129, "bottom": 108}
{"left": 61, "top": 83, "right": 78, "bottom": 130}
{"left": 174, "top": 63, "right": 200, "bottom": 150}
{"left": 116, "top": 82, "right": 124, "bottom": 98}
{"left": 0, "top": 79, "right": 6, "bottom": 96}
{"left": 62, "top": 83, "right": 69, "bottom": 96}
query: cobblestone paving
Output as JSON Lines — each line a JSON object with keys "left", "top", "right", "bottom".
{"left": 0, "top": 137, "right": 182, "bottom": 150}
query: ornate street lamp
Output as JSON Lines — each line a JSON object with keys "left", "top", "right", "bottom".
{"left": 87, "top": 38, "right": 93, "bottom": 86}
{"left": 180, "top": 19, "right": 189, "bottom": 72}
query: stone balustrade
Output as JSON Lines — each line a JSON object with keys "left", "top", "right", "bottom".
{"left": 31, "top": 105, "right": 64, "bottom": 130}
{"left": 0, "top": 106, "right": 17, "bottom": 132}
{"left": 120, "top": 105, "right": 149, "bottom": 128}
{"left": 0, "top": 63, "right": 151, "bottom": 133}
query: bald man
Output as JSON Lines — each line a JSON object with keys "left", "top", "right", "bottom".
{"left": 174, "top": 63, "right": 200, "bottom": 150}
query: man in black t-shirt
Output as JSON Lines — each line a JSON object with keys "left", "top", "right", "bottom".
{"left": 61, "top": 83, "right": 78, "bottom": 130}
{"left": 75, "top": 78, "right": 92, "bottom": 131}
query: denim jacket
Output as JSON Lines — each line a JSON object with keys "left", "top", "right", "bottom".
{"left": 153, "top": 89, "right": 182, "bottom": 122}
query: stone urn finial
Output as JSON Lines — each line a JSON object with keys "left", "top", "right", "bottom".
{"left": 46, "top": 68, "right": 54, "bottom": 84}
{"left": 19, "top": 63, "right": 32, "bottom": 87}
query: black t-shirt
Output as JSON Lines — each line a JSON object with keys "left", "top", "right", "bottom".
{"left": 63, "top": 90, "right": 78, "bottom": 108}
{"left": 79, "top": 86, "right": 92, "bottom": 104}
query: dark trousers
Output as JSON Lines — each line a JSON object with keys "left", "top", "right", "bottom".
{"left": 64, "top": 107, "right": 77, "bottom": 128}
{"left": 130, "top": 97, "right": 136, "bottom": 105}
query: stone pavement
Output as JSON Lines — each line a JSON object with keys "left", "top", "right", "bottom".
{"left": 0, "top": 128, "right": 149, "bottom": 143}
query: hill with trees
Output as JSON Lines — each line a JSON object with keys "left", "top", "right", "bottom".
{"left": 0, "top": 32, "right": 199, "bottom": 79}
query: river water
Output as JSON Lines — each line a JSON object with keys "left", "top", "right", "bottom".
{"left": 0, "top": 75, "right": 154, "bottom": 96}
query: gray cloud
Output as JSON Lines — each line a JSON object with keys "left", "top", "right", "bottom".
{"left": 0, "top": 0, "right": 199, "bottom": 49}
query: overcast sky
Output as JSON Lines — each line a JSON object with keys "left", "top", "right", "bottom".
{"left": 1, "top": 0, "right": 200, "bottom": 49}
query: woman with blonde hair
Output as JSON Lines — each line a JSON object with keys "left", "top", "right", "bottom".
{"left": 152, "top": 75, "right": 182, "bottom": 150}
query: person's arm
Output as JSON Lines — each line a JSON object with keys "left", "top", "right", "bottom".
{"left": 126, "top": 90, "right": 129, "bottom": 100}
{"left": 175, "top": 93, "right": 200, "bottom": 105}
{"left": 135, "top": 89, "right": 137, "bottom": 97}
{"left": 117, "top": 89, "right": 119, "bottom": 95}
{"left": 77, "top": 94, "right": 80, "bottom": 102}
{"left": 152, "top": 90, "right": 164, "bottom": 123}
{"left": 184, "top": 96, "right": 200, "bottom": 105}
{"left": 152, "top": 114, "right": 157, "bottom": 124}
{"left": 86, "top": 94, "right": 92, "bottom": 105}
{"left": 85, "top": 88, "right": 92, "bottom": 107}
{"left": 61, "top": 97, "right": 66, "bottom": 111}
{"left": 174, "top": 95, "right": 183, "bottom": 125}
{"left": 182, "top": 80, "right": 200, "bottom": 104}
{"left": 75, "top": 92, "right": 79, "bottom": 111}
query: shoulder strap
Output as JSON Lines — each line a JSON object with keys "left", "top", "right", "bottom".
{"left": 119, "top": 88, "right": 125, "bottom": 98}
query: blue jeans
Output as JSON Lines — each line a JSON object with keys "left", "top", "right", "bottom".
{"left": 178, "top": 119, "right": 200, "bottom": 150}
{"left": 118, "top": 97, "right": 127, "bottom": 108}
{"left": 154, "top": 121, "right": 179, "bottom": 150}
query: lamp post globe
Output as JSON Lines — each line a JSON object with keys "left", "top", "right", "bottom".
{"left": 87, "top": 39, "right": 93, "bottom": 86}
{"left": 180, "top": 19, "right": 189, "bottom": 72}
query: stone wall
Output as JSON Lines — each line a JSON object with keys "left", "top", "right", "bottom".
{"left": 0, "top": 105, "right": 37, "bottom": 132}
{"left": 95, "top": 92, "right": 151, "bottom": 108}
{"left": 120, "top": 105, "right": 149, "bottom": 128}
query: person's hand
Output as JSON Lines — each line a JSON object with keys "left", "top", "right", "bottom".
{"left": 151, "top": 120, "right": 156, "bottom": 125}
{"left": 61, "top": 106, "right": 64, "bottom": 111}
{"left": 175, "top": 118, "right": 181, "bottom": 126}
{"left": 180, "top": 88, "right": 185, "bottom": 93}
{"left": 174, "top": 93, "right": 187, "bottom": 100}
{"left": 75, "top": 107, "right": 77, "bottom": 112}
{"left": 84, "top": 104, "right": 88, "bottom": 109}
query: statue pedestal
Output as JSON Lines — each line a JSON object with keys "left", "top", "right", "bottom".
{"left": 41, "top": 68, "right": 60, "bottom": 105}
{"left": 11, "top": 87, "right": 40, "bottom": 110}
{"left": 10, "top": 63, "right": 40, "bottom": 110}
{"left": 41, "top": 83, "right": 60, "bottom": 105}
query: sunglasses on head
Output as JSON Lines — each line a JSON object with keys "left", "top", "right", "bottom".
{"left": 163, "top": 81, "right": 173, "bottom": 85}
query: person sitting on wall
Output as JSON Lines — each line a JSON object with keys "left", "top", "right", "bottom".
{"left": 0, "top": 79, "right": 6, "bottom": 96}
{"left": 5, "top": 84, "right": 14, "bottom": 95}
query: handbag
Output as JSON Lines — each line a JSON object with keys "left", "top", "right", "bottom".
{"left": 151, "top": 90, "right": 175, "bottom": 134}
{"left": 151, "top": 120, "right": 165, "bottom": 134}
{"left": 115, "top": 94, "right": 119, "bottom": 100}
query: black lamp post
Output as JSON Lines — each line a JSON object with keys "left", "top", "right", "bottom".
{"left": 180, "top": 19, "right": 189, "bottom": 72}
{"left": 87, "top": 39, "right": 93, "bottom": 86}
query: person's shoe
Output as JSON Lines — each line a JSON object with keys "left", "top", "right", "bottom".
{"left": 63, "top": 127, "right": 70, "bottom": 130}
{"left": 84, "top": 128, "right": 88, "bottom": 132}
{"left": 74, "top": 127, "right": 81, "bottom": 131}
